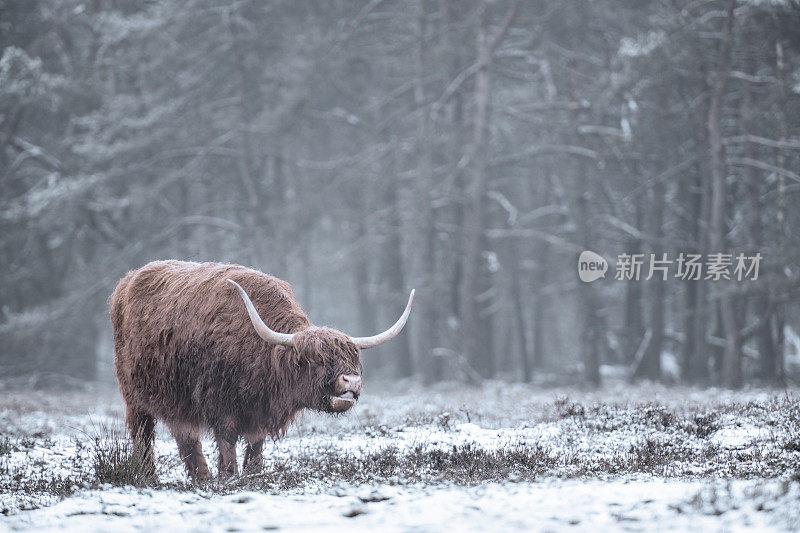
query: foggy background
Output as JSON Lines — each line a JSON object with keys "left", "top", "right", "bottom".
{"left": 2, "top": 0, "right": 799, "bottom": 389}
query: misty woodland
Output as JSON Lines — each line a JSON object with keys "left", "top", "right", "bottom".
{"left": 2, "top": 0, "right": 800, "bottom": 389}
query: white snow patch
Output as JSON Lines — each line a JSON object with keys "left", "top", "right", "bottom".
{"left": 3, "top": 480, "right": 797, "bottom": 532}
{"left": 710, "top": 425, "right": 770, "bottom": 449}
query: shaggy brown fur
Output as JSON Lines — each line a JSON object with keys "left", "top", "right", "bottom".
{"left": 111, "top": 260, "right": 362, "bottom": 480}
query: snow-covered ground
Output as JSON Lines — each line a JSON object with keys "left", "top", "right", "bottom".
{"left": 1, "top": 381, "right": 799, "bottom": 531}
{"left": 4, "top": 479, "right": 799, "bottom": 532}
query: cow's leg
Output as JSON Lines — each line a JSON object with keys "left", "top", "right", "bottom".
{"left": 243, "top": 432, "right": 265, "bottom": 474}
{"left": 213, "top": 428, "right": 239, "bottom": 478}
{"left": 125, "top": 404, "right": 156, "bottom": 479}
{"left": 168, "top": 423, "right": 211, "bottom": 481}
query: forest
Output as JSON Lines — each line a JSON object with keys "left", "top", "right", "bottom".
{"left": 2, "top": 0, "right": 800, "bottom": 389}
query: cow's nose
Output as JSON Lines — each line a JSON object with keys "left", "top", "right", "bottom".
{"left": 337, "top": 374, "right": 362, "bottom": 395}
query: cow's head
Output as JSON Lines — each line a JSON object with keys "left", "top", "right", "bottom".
{"left": 228, "top": 279, "right": 413, "bottom": 413}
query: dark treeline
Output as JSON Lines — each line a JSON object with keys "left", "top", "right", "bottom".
{"left": 2, "top": 0, "right": 800, "bottom": 388}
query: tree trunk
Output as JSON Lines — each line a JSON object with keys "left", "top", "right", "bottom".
{"left": 438, "top": 0, "right": 466, "bottom": 381}
{"left": 415, "top": 0, "right": 440, "bottom": 383}
{"left": 707, "top": 0, "right": 740, "bottom": 388}
{"left": 635, "top": 181, "right": 665, "bottom": 381}
{"left": 623, "top": 212, "right": 644, "bottom": 364}
{"left": 569, "top": 68, "right": 600, "bottom": 387}
{"left": 459, "top": 2, "right": 492, "bottom": 378}
{"left": 693, "top": 95, "right": 713, "bottom": 384}
{"left": 529, "top": 168, "right": 554, "bottom": 371}
{"left": 272, "top": 152, "right": 288, "bottom": 278}
{"left": 506, "top": 235, "right": 530, "bottom": 381}
{"left": 228, "top": 10, "right": 262, "bottom": 266}
{"left": 530, "top": 247, "right": 547, "bottom": 371}
{"left": 354, "top": 198, "right": 377, "bottom": 366}
{"left": 382, "top": 172, "right": 414, "bottom": 378}
{"left": 772, "top": 37, "right": 788, "bottom": 387}
{"left": 741, "top": 53, "right": 776, "bottom": 383}
{"left": 575, "top": 157, "right": 600, "bottom": 386}
{"left": 678, "top": 165, "right": 702, "bottom": 381}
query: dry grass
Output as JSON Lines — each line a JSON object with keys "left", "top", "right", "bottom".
{"left": 91, "top": 426, "right": 154, "bottom": 487}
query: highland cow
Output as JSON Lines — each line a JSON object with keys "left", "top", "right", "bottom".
{"left": 110, "top": 260, "right": 413, "bottom": 480}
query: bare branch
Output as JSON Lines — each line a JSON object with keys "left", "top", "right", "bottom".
{"left": 333, "top": 0, "right": 387, "bottom": 53}
{"left": 8, "top": 136, "right": 64, "bottom": 173}
{"left": 485, "top": 227, "right": 583, "bottom": 252}
{"left": 488, "top": 2, "right": 520, "bottom": 55}
{"left": 490, "top": 144, "right": 599, "bottom": 167}
{"left": 724, "top": 135, "right": 800, "bottom": 150}
{"left": 431, "top": 1, "right": 519, "bottom": 113}
{"left": 728, "top": 157, "right": 800, "bottom": 183}
{"left": 431, "top": 61, "right": 482, "bottom": 113}
{"left": 728, "top": 70, "right": 777, "bottom": 85}
{"left": 577, "top": 125, "right": 627, "bottom": 138}
{"left": 487, "top": 190, "right": 518, "bottom": 226}
{"left": 621, "top": 157, "right": 697, "bottom": 202}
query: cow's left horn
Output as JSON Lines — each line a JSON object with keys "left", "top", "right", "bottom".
{"left": 228, "top": 279, "right": 295, "bottom": 346}
{"left": 351, "top": 290, "right": 415, "bottom": 349}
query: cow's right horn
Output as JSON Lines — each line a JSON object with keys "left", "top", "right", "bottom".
{"left": 351, "top": 290, "right": 415, "bottom": 349}
{"left": 228, "top": 279, "right": 295, "bottom": 346}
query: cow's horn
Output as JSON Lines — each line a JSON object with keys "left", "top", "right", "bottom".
{"left": 351, "top": 290, "right": 415, "bottom": 349}
{"left": 228, "top": 279, "right": 295, "bottom": 347}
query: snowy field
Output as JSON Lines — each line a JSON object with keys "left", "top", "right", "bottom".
{"left": 1, "top": 380, "right": 799, "bottom": 531}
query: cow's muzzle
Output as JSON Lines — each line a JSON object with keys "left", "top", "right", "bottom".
{"left": 329, "top": 374, "right": 361, "bottom": 412}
